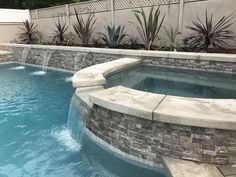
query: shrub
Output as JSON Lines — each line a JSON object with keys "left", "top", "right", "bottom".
{"left": 51, "top": 20, "right": 68, "bottom": 45}
{"left": 162, "top": 26, "right": 181, "bottom": 51}
{"left": 73, "top": 9, "right": 97, "bottom": 46}
{"left": 185, "top": 11, "right": 234, "bottom": 52}
{"left": 132, "top": 6, "right": 165, "bottom": 50}
{"left": 100, "top": 25, "right": 128, "bottom": 48}
{"left": 18, "top": 20, "right": 39, "bottom": 44}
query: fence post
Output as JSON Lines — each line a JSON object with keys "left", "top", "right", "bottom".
{"left": 111, "top": 0, "right": 115, "bottom": 27}
{"left": 66, "top": 4, "right": 72, "bottom": 32}
{"left": 35, "top": 9, "right": 39, "bottom": 20}
{"left": 178, "top": 0, "right": 184, "bottom": 33}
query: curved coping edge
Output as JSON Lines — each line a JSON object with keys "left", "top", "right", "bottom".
{"left": 1, "top": 43, "right": 236, "bottom": 63}
{"left": 72, "top": 58, "right": 142, "bottom": 88}
{"left": 73, "top": 58, "right": 236, "bottom": 131}
{"left": 89, "top": 86, "right": 236, "bottom": 130}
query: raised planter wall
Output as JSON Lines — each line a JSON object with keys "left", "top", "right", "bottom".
{"left": 1, "top": 44, "right": 236, "bottom": 73}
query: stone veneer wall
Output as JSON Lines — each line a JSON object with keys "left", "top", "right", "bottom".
{"left": 11, "top": 47, "right": 126, "bottom": 71}
{"left": 142, "top": 56, "right": 236, "bottom": 73}
{"left": 3, "top": 44, "right": 236, "bottom": 73}
{"left": 86, "top": 105, "right": 236, "bottom": 166}
{"left": 0, "top": 54, "right": 13, "bottom": 63}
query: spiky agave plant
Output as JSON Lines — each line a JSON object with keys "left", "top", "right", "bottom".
{"left": 185, "top": 11, "right": 234, "bottom": 52}
{"left": 132, "top": 6, "right": 165, "bottom": 50}
{"left": 162, "top": 26, "right": 181, "bottom": 51}
{"left": 51, "top": 20, "right": 68, "bottom": 45}
{"left": 18, "top": 20, "right": 39, "bottom": 44}
{"left": 100, "top": 25, "right": 128, "bottom": 48}
{"left": 73, "top": 9, "right": 97, "bottom": 46}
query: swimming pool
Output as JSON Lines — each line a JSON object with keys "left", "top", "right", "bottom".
{"left": 106, "top": 65, "right": 236, "bottom": 98}
{"left": 0, "top": 63, "right": 165, "bottom": 177}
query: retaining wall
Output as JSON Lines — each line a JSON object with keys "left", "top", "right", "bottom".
{"left": 1, "top": 44, "right": 236, "bottom": 73}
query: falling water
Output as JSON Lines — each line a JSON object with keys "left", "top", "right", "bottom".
{"left": 21, "top": 48, "right": 29, "bottom": 64}
{"left": 42, "top": 50, "right": 53, "bottom": 72}
{"left": 10, "top": 48, "right": 29, "bottom": 70}
{"left": 74, "top": 52, "right": 88, "bottom": 72}
{"left": 67, "top": 94, "right": 85, "bottom": 145}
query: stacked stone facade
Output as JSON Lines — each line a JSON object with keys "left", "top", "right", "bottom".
{"left": 86, "top": 105, "right": 236, "bottom": 165}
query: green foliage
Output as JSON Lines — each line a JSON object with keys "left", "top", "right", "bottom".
{"left": 132, "top": 6, "right": 165, "bottom": 50}
{"left": 65, "top": 32, "right": 77, "bottom": 46}
{"left": 92, "top": 36, "right": 103, "bottom": 47}
{"left": 51, "top": 20, "right": 68, "bottom": 45}
{"left": 18, "top": 20, "right": 39, "bottom": 44}
{"left": 162, "top": 26, "right": 181, "bottom": 51}
{"left": 73, "top": 9, "right": 97, "bottom": 47}
{"left": 185, "top": 11, "right": 234, "bottom": 52}
{"left": 100, "top": 25, "right": 128, "bottom": 48}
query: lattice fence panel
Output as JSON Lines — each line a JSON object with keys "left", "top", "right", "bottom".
{"left": 37, "top": 6, "right": 67, "bottom": 19}
{"left": 115, "top": 0, "right": 180, "bottom": 10}
{"left": 69, "top": 0, "right": 111, "bottom": 15}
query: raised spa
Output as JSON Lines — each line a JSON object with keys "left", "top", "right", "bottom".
{"left": 106, "top": 65, "right": 236, "bottom": 99}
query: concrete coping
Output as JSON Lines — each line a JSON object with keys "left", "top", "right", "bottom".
{"left": 89, "top": 86, "right": 236, "bottom": 130}
{"left": 71, "top": 57, "right": 236, "bottom": 130}
{"left": 163, "top": 156, "right": 224, "bottom": 177}
{"left": 72, "top": 58, "right": 142, "bottom": 87}
{"left": 1, "top": 43, "right": 236, "bottom": 63}
{"left": 0, "top": 50, "right": 12, "bottom": 56}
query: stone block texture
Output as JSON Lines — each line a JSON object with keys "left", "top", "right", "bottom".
{"left": 10, "top": 46, "right": 236, "bottom": 73}
{"left": 86, "top": 105, "right": 236, "bottom": 166}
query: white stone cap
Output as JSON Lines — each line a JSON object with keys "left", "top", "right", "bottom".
{"left": 1, "top": 43, "right": 236, "bottom": 63}
{"left": 154, "top": 96, "right": 236, "bottom": 130}
{"left": 163, "top": 156, "right": 224, "bottom": 177}
{"left": 72, "top": 58, "right": 142, "bottom": 88}
{"left": 0, "top": 51, "right": 12, "bottom": 56}
{"left": 89, "top": 86, "right": 166, "bottom": 120}
{"left": 89, "top": 86, "right": 236, "bottom": 130}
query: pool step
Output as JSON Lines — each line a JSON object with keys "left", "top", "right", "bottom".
{"left": 163, "top": 156, "right": 224, "bottom": 177}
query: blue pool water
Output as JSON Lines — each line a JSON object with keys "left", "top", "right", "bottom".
{"left": 106, "top": 65, "right": 236, "bottom": 98}
{"left": 0, "top": 63, "right": 165, "bottom": 177}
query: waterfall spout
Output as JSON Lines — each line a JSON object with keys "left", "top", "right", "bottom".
{"left": 74, "top": 52, "right": 88, "bottom": 72}
{"left": 67, "top": 94, "right": 85, "bottom": 145}
{"left": 21, "top": 48, "right": 29, "bottom": 63}
{"left": 42, "top": 50, "right": 53, "bottom": 72}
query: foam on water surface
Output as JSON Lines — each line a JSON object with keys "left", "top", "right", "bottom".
{"left": 10, "top": 66, "right": 25, "bottom": 70}
{"left": 64, "top": 76, "right": 73, "bottom": 82}
{"left": 51, "top": 127, "right": 81, "bottom": 152}
{"left": 30, "top": 71, "right": 46, "bottom": 75}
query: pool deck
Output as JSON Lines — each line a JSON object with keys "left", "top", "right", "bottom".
{"left": 164, "top": 156, "right": 236, "bottom": 177}
{"left": 163, "top": 157, "right": 224, "bottom": 177}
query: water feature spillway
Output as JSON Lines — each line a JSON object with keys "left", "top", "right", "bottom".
{"left": 21, "top": 48, "right": 29, "bottom": 64}
{"left": 42, "top": 50, "right": 54, "bottom": 72}
{"left": 67, "top": 94, "right": 85, "bottom": 145}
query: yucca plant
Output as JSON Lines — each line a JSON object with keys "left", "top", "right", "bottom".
{"left": 73, "top": 9, "right": 97, "bottom": 46}
{"left": 18, "top": 20, "right": 39, "bottom": 44}
{"left": 51, "top": 20, "right": 68, "bottom": 45}
{"left": 100, "top": 25, "right": 128, "bottom": 48}
{"left": 162, "top": 26, "right": 181, "bottom": 51}
{"left": 132, "top": 6, "right": 165, "bottom": 50}
{"left": 185, "top": 11, "right": 234, "bottom": 52}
